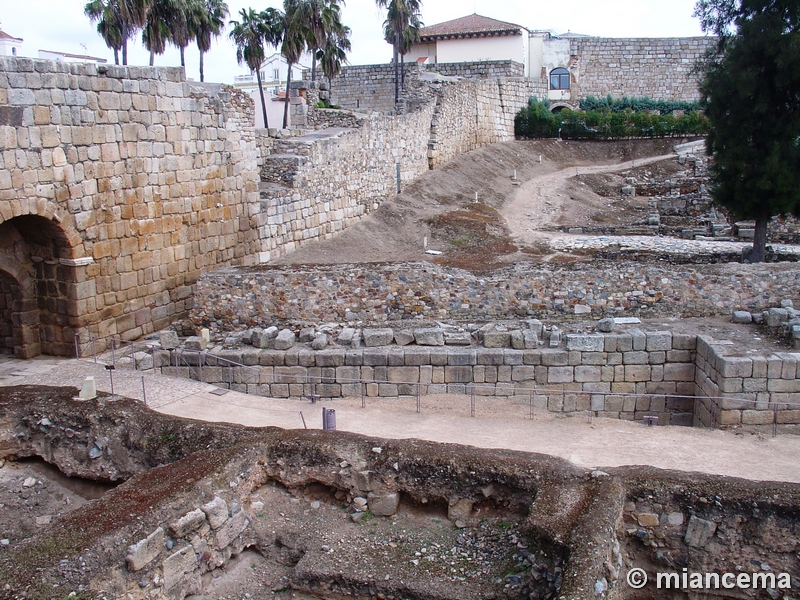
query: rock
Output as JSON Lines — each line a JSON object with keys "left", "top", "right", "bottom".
{"left": 362, "top": 328, "right": 394, "bottom": 347}
{"left": 525, "top": 319, "right": 544, "bottom": 338}
{"left": 159, "top": 331, "right": 180, "bottom": 350}
{"left": 667, "top": 512, "right": 684, "bottom": 526}
{"left": 574, "top": 304, "right": 592, "bottom": 315}
{"left": 126, "top": 527, "right": 165, "bottom": 572}
{"left": 201, "top": 496, "right": 229, "bottom": 530}
{"left": 767, "top": 308, "right": 789, "bottom": 328}
{"left": 169, "top": 509, "right": 207, "bottom": 538}
{"left": 781, "top": 299, "right": 794, "bottom": 309}
{"left": 637, "top": 513, "right": 660, "bottom": 528}
{"left": 454, "top": 520, "right": 466, "bottom": 529}
{"left": 299, "top": 327, "right": 316, "bottom": 342}
{"left": 510, "top": 330, "right": 525, "bottom": 350}
{"left": 251, "top": 329, "right": 271, "bottom": 349}
{"left": 444, "top": 330, "right": 472, "bottom": 345}
{"left": 522, "top": 330, "right": 539, "bottom": 349}
{"left": 352, "top": 497, "right": 368, "bottom": 511}
{"left": 621, "top": 185, "right": 635, "bottom": 196}
{"left": 352, "top": 470, "right": 378, "bottom": 492}
{"left": 684, "top": 515, "right": 717, "bottom": 547}
{"left": 35, "top": 515, "right": 52, "bottom": 526}
{"left": 414, "top": 328, "right": 444, "bottom": 346}
{"left": 597, "top": 318, "right": 615, "bottom": 333}
{"left": 367, "top": 492, "right": 400, "bottom": 516}
{"left": 337, "top": 327, "right": 357, "bottom": 346}
{"left": 394, "top": 330, "right": 415, "bottom": 346}
{"left": 483, "top": 331, "right": 511, "bottom": 348}
{"left": 731, "top": 311, "right": 752, "bottom": 324}
{"left": 448, "top": 497, "right": 473, "bottom": 521}
{"left": 565, "top": 334, "right": 605, "bottom": 352}
{"left": 274, "top": 329, "right": 296, "bottom": 351}
{"left": 311, "top": 334, "right": 328, "bottom": 350}
{"left": 350, "top": 512, "right": 365, "bottom": 522}
{"left": 345, "top": 310, "right": 359, "bottom": 322}
{"left": 591, "top": 470, "right": 609, "bottom": 478}
{"left": 549, "top": 328, "right": 562, "bottom": 347}
{"left": 184, "top": 336, "right": 207, "bottom": 351}
{"left": 22, "top": 477, "right": 37, "bottom": 488}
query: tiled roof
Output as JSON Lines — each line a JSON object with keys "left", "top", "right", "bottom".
{"left": 420, "top": 14, "right": 525, "bottom": 40}
{"left": 0, "top": 30, "right": 23, "bottom": 42}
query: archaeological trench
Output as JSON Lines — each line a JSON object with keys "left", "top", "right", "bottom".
{"left": 2, "top": 56, "right": 800, "bottom": 600}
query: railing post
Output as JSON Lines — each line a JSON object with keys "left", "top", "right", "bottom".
{"left": 361, "top": 380, "right": 366, "bottom": 408}
{"left": 416, "top": 383, "right": 421, "bottom": 414}
{"left": 91, "top": 335, "right": 97, "bottom": 363}
{"left": 142, "top": 376, "right": 147, "bottom": 405}
{"left": 74, "top": 333, "right": 80, "bottom": 360}
{"left": 470, "top": 384, "right": 476, "bottom": 418}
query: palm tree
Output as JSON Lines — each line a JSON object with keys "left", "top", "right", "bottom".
{"left": 143, "top": 0, "right": 181, "bottom": 65}
{"left": 376, "top": 0, "right": 422, "bottom": 104}
{"left": 85, "top": 0, "right": 150, "bottom": 65}
{"left": 298, "top": 0, "right": 345, "bottom": 82}
{"left": 170, "top": 0, "right": 204, "bottom": 68}
{"left": 230, "top": 7, "right": 283, "bottom": 128}
{"left": 281, "top": 0, "right": 307, "bottom": 129}
{"left": 194, "top": 0, "right": 229, "bottom": 82}
{"left": 384, "top": 9, "right": 421, "bottom": 89}
{"left": 316, "top": 25, "right": 351, "bottom": 92}
{"left": 85, "top": 0, "right": 124, "bottom": 64}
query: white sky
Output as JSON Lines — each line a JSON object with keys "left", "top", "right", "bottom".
{"left": 1, "top": 0, "right": 707, "bottom": 84}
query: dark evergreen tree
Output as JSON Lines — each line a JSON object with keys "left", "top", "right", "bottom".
{"left": 696, "top": 0, "right": 800, "bottom": 262}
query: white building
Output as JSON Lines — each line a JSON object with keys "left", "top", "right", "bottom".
{"left": 0, "top": 28, "right": 24, "bottom": 58}
{"left": 38, "top": 50, "right": 107, "bottom": 64}
{"left": 407, "top": 14, "right": 582, "bottom": 103}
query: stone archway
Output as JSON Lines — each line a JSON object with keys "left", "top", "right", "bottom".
{"left": 0, "top": 215, "right": 79, "bottom": 357}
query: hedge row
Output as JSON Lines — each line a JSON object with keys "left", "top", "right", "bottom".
{"left": 515, "top": 98, "right": 710, "bottom": 140}
{"left": 579, "top": 94, "right": 704, "bottom": 114}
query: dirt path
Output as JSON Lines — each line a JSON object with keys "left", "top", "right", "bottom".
{"left": 502, "top": 153, "right": 676, "bottom": 243}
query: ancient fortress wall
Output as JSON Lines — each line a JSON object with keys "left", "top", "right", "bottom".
{"left": 570, "top": 37, "right": 716, "bottom": 102}
{"left": 254, "top": 107, "right": 434, "bottom": 262}
{"left": 0, "top": 57, "right": 260, "bottom": 355}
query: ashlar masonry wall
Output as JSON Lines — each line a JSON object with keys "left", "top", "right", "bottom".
{"left": 570, "top": 37, "right": 717, "bottom": 102}
{"left": 0, "top": 58, "right": 260, "bottom": 355}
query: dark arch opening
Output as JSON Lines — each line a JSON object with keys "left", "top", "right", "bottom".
{"left": 0, "top": 215, "right": 76, "bottom": 358}
{"left": 551, "top": 105, "right": 567, "bottom": 114}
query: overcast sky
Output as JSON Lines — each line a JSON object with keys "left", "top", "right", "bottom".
{"left": 1, "top": 0, "right": 708, "bottom": 84}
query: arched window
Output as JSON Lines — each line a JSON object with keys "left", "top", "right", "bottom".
{"left": 550, "top": 67, "right": 570, "bottom": 90}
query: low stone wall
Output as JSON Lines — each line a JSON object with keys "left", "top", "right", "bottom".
{"left": 694, "top": 336, "right": 800, "bottom": 428}
{"left": 428, "top": 60, "right": 524, "bottom": 79}
{"left": 193, "top": 262, "right": 800, "bottom": 325}
{"left": 146, "top": 328, "right": 800, "bottom": 430}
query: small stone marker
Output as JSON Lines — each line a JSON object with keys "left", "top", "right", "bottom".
{"left": 79, "top": 376, "right": 97, "bottom": 400}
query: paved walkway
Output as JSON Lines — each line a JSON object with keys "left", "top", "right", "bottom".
{"left": 548, "top": 233, "right": 800, "bottom": 256}
{"left": 2, "top": 356, "right": 800, "bottom": 484}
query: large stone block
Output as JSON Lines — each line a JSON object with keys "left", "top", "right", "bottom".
{"left": 215, "top": 510, "right": 249, "bottom": 549}
{"left": 201, "top": 496, "right": 229, "bottom": 529}
{"left": 274, "top": 329, "right": 296, "bottom": 351}
{"left": 645, "top": 331, "right": 672, "bottom": 351}
{"left": 483, "top": 331, "right": 511, "bottom": 348}
{"left": 367, "top": 492, "right": 400, "bottom": 516}
{"left": 125, "top": 527, "right": 164, "bottom": 571}
{"left": 169, "top": 509, "right": 206, "bottom": 539}
{"left": 414, "top": 328, "right": 444, "bottom": 346}
{"left": 565, "top": 334, "right": 604, "bottom": 352}
{"left": 684, "top": 516, "right": 717, "bottom": 548}
{"left": 162, "top": 545, "right": 198, "bottom": 591}
{"left": 363, "top": 328, "right": 394, "bottom": 347}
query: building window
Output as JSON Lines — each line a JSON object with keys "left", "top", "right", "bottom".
{"left": 273, "top": 68, "right": 280, "bottom": 81}
{"left": 550, "top": 67, "right": 570, "bottom": 90}
{"left": 11, "top": 47, "right": 16, "bottom": 56}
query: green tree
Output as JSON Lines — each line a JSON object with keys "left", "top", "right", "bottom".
{"left": 377, "top": 0, "right": 422, "bottom": 105}
{"left": 143, "top": 0, "right": 181, "bottom": 65}
{"left": 230, "top": 7, "right": 282, "bottom": 128}
{"left": 316, "top": 24, "right": 351, "bottom": 90}
{"left": 194, "top": 0, "right": 229, "bottom": 82}
{"left": 170, "top": 0, "right": 204, "bottom": 68}
{"left": 696, "top": 0, "right": 800, "bottom": 262}
{"left": 296, "top": 0, "right": 347, "bottom": 82}
{"left": 383, "top": 8, "right": 421, "bottom": 88}
{"left": 280, "top": 0, "right": 307, "bottom": 129}
{"left": 85, "top": 0, "right": 150, "bottom": 64}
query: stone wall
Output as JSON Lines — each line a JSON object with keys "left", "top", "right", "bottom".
{"left": 570, "top": 37, "right": 717, "bottom": 102}
{"left": 0, "top": 58, "right": 260, "bottom": 356}
{"left": 253, "top": 107, "right": 433, "bottom": 262}
{"left": 192, "top": 262, "right": 800, "bottom": 326}
{"left": 426, "top": 60, "right": 524, "bottom": 79}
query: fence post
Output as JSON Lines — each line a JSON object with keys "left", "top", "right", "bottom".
{"left": 91, "top": 335, "right": 96, "bottom": 363}
{"left": 361, "top": 380, "right": 366, "bottom": 409}
{"left": 530, "top": 392, "right": 534, "bottom": 420}
{"left": 416, "top": 383, "right": 421, "bottom": 414}
{"left": 74, "top": 333, "right": 80, "bottom": 360}
{"left": 111, "top": 337, "right": 116, "bottom": 367}
{"left": 470, "top": 384, "right": 476, "bottom": 418}
{"left": 141, "top": 376, "right": 147, "bottom": 405}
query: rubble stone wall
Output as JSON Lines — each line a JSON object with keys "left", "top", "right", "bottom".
{"left": 192, "top": 262, "right": 800, "bottom": 325}
{"left": 570, "top": 37, "right": 717, "bottom": 102}
{"left": 0, "top": 57, "right": 260, "bottom": 355}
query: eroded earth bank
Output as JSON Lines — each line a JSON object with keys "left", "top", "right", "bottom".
{"left": 0, "top": 386, "right": 798, "bottom": 600}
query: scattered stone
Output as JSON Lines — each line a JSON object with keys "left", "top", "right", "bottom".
{"left": 591, "top": 470, "right": 609, "bottom": 478}
{"left": 337, "top": 327, "right": 357, "bottom": 346}
{"left": 351, "top": 512, "right": 365, "bottom": 523}
{"left": 299, "top": 327, "right": 316, "bottom": 342}
{"left": 362, "top": 328, "right": 394, "bottom": 347}
{"left": 510, "top": 330, "right": 525, "bottom": 350}
{"left": 444, "top": 330, "right": 472, "bottom": 345}
{"left": 159, "top": 331, "right": 180, "bottom": 350}
{"left": 574, "top": 304, "right": 592, "bottom": 315}
{"left": 345, "top": 310, "right": 359, "bottom": 322}
{"left": 684, "top": 515, "right": 717, "bottom": 547}
{"left": 169, "top": 509, "right": 207, "bottom": 538}
{"left": 522, "top": 330, "right": 539, "bottom": 349}
{"left": 311, "top": 334, "right": 328, "bottom": 350}
{"left": 126, "top": 527, "right": 165, "bottom": 572}
{"left": 565, "top": 334, "right": 604, "bottom": 352}
{"left": 394, "top": 330, "right": 415, "bottom": 346}
{"left": 781, "top": 299, "right": 794, "bottom": 309}
{"left": 731, "top": 311, "right": 752, "bottom": 324}
{"left": 367, "top": 492, "right": 400, "bottom": 516}
{"left": 414, "top": 328, "right": 444, "bottom": 346}
{"left": 766, "top": 308, "right": 789, "bottom": 328}
{"left": 184, "top": 336, "right": 207, "bottom": 351}
{"left": 636, "top": 513, "right": 660, "bottom": 528}
{"left": 251, "top": 329, "right": 271, "bottom": 349}
{"left": 621, "top": 185, "right": 635, "bottom": 196}
{"left": 667, "top": 512, "right": 684, "bottom": 526}
{"left": 549, "top": 328, "right": 562, "bottom": 347}
{"left": 22, "top": 477, "right": 37, "bottom": 488}
{"left": 597, "top": 318, "right": 615, "bottom": 333}
{"left": 201, "top": 497, "right": 229, "bottom": 530}
{"left": 35, "top": 515, "right": 52, "bottom": 526}
{"left": 274, "top": 329, "right": 296, "bottom": 351}
{"left": 352, "top": 497, "right": 368, "bottom": 511}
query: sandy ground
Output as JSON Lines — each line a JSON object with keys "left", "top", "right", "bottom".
{"left": 4, "top": 357, "right": 800, "bottom": 485}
